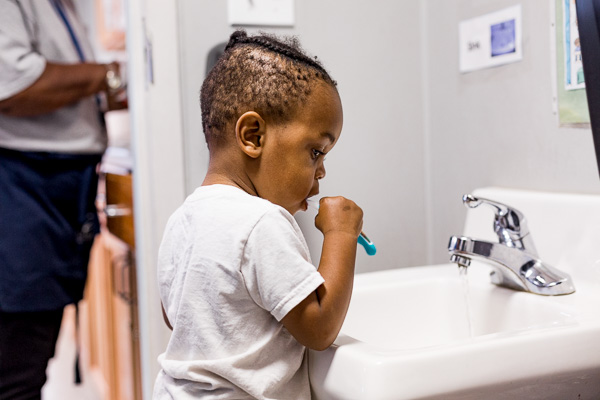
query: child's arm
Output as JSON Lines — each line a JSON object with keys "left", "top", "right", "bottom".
{"left": 281, "top": 196, "right": 363, "bottom": 351}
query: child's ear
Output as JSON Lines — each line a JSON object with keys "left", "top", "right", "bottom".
{"left": 235, "top": 111, "right": 266, "bottom": 158}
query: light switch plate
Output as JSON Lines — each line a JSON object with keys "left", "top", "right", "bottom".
{"left": 227, "top": 0, "right": 295, "bottom": 27}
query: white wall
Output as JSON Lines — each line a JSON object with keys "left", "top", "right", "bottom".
{"left": 177, "top": 0, "right": 429, "bottom": 273}
{"left": 424, "top": 0, "right": 600, "bottom": 264}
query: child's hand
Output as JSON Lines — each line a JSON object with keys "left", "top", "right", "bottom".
{"left": 315, "top": 196, "right": 363, "bottom": 238}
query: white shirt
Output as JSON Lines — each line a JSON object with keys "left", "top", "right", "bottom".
{"left": 154, "top": 185, "right": 324, "bottom": 399}
{"left": 0, "top": 0, "right": 106, "bottom": 154}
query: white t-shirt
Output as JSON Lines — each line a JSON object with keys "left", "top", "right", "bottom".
{"left": 154, "top": 184, "right": 324, "bottom": 399}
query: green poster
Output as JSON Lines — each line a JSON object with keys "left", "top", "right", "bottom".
{"left": 555, "top": 0, "right": 590, "bottom": 126}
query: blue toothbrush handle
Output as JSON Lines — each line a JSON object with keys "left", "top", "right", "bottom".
{"left": 358, "top": 232, "right": 377, "bottom": 256}
{"left": 308, "top": 201, "right": 376, "bottom": 256}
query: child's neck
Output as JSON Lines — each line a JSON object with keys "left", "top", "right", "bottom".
{"left": 203, "top": 143, "right": 260, "bottom": 196}
{"left": 202, "top": 168, "right": 257, "bottom": 198}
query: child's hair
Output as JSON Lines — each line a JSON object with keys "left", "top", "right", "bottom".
{"left": 200, "top": 30, "right": 337, "bottom": 149}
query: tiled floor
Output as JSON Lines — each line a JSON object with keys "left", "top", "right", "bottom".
{"left": 42, "top": 305, "right": 103, "bottom": 400}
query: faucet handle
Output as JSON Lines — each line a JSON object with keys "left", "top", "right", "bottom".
{"left": 462, "top": 194, "right": 537, "bottom": 253}
{"left": 463, "top": 194, "right": 510, "bottom": 214}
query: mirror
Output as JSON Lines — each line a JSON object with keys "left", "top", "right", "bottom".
{"left": 577, "top": 0, "right": 600, "bottom": 178}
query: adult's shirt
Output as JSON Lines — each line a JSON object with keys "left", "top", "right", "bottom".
{"left": 0, "top": 0, "right": 106, "bottom": 154}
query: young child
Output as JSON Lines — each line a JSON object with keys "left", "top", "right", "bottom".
{"left": 153, "top": 30, "right": 363, "bottom": 399}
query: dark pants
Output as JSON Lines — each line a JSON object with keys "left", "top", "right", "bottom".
{"left": 0, "top": 148, "right": 102, "bottom": 312}
{"left": 0, "top": 309, "right": 64, "bottom": 400}
{"left": 0, "top": 149, "right": 101, "bottom": 398}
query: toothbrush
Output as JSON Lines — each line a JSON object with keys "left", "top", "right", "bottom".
{"left": 307, "top": 200, "right": 377, "bottom": 256}
{"left": 357, "top": 231, "right": 377, "bottom": 256}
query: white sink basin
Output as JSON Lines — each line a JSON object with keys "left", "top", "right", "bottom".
{"left": 339, "top": 265, "right": 583, "bottom": 350}
{"left": 309, "top": 188, "right": 600, "bottom": 399}
{"left": 309, "top": 264, "right": 600, "bottom": 399}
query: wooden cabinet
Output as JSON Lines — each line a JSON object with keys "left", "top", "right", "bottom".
{"left": 104, "top": 173, "right": 135, "bottom": 248}
{"left": 84, "top": 172, "right": 142, "bottom": 400}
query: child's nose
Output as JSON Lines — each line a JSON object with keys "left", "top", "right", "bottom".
{"left": 315, "top": 163, "right": 326, "bottom": 180}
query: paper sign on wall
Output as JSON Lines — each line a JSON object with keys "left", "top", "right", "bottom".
{"left": 228, "top": 0, "right": 294, "bottom": 27}
{"left": 563, "top": 0, "right": 584, "bottom": 91}
{"left": 459, "top": 5, "right": 522, "bottom": 73}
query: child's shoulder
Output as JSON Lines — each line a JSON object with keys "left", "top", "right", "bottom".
{"left": 181, "top": 184, "right": 291, "bottom": 225}
{"left": 188, "top": 184, "right": 270, "bottom": 208}
{"left": 163, "top": 184, "right": 301, "bottom": 251}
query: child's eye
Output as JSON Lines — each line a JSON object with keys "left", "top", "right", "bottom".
{"left": 311, "top": 149, "right": 325, "bottom": 160}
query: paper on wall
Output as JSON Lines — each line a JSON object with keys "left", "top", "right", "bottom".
{"left": 459, "top": 5, "right": 523, "bottom": 73}
{"left": 563, "top": 0, "right": 585, "bottom": 91}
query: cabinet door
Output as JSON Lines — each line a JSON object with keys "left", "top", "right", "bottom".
{"left": 108, "top": 236, "right": 142, "bottom": 400}
{"left": 85, "top": 172, "right": 142, "bottom": 400}
{"left": 86, "top": 235, "right": 119, "bottom": 400}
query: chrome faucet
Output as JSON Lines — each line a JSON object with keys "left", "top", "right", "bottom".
{"left": 448, "top": 194, "right": 575, "bottom": 296}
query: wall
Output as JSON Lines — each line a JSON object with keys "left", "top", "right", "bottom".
{"left": 177, "top": 0, "right": 429, "bottom": 273}
{"left": 127, "top": 0, "right": 187, "bottom": 396}
{"left": 424, "top": 0, "right": 600, "bottom": 264}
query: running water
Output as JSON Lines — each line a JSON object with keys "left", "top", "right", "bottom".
{"left": 458, "top": 265, "right": 474, "bottom": 338}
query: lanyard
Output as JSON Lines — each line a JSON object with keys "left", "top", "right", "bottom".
{"left": 48, "top": 0, "right": 106, "bottom": 127}
{"left": 49, "top": 0, "right": 86, "bottom": 62}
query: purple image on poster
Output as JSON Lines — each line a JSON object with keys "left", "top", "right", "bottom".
{"left": 491, "top": 19, "right": 516, "bottom": 57}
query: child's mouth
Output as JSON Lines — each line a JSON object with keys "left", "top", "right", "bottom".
{"left": 301, "top": 198, "right": 309, "bottom": 211}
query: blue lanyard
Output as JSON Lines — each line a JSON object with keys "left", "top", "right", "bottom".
{"left": 49, "top": 0, "right": 86, "bottom": 62}
{"left": 49, "top": 0, "right": 106, "bottom": 128}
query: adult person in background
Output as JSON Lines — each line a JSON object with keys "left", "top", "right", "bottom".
{"left": 0, "top": 0, "right": 126, "bottom": 398}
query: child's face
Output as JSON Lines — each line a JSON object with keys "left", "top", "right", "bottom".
{"left": 257, "top": 82, "right": 343, "bottom": 215}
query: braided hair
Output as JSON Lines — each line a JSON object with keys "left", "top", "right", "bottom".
{"left": 200, "top": 30, "right": 337, "bottom": 148}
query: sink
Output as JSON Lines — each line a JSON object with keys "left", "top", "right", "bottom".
{"left": 338, "top": 265, "right": 582, "bottom": 350}
{"left": 309, "top": 188, "right": 600, "bottom": 399}
{"left": 309, "top": 264, "right": 600, "bottom": 399}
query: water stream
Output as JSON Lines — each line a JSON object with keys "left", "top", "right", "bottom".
{"left": 458, "top": 265, "right": 474, "bottom": 338}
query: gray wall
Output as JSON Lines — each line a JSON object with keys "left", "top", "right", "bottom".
{"left": 177, "top": 0, "right": 428, "bottom": 273}
{"left": 425, "top": 0, "right": 600, "bottom": 264}
{"left": 176, "top": 0, "right": 600, "bottom": 272}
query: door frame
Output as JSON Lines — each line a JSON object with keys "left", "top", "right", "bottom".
{"left": 126, "top": 0, "right": 186, "bottom": 397}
